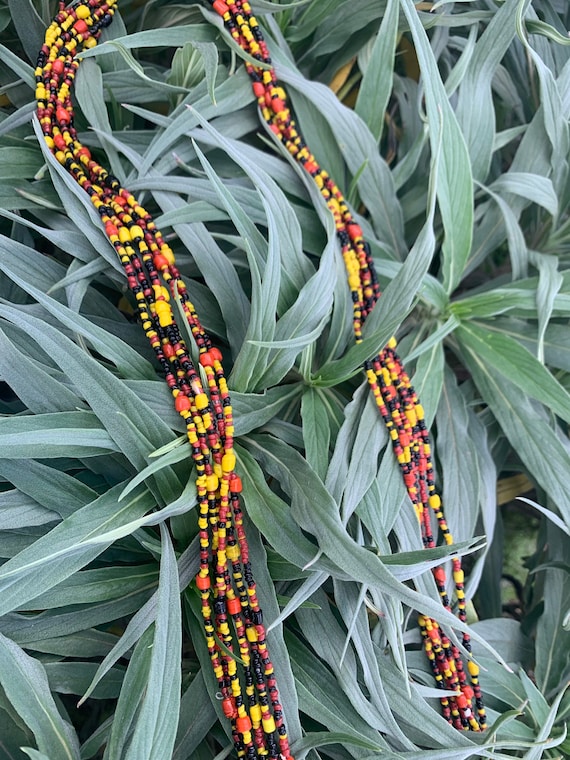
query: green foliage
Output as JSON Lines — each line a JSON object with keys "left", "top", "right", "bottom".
{"left": 0, "top": 0, "right": 569, "bottom": 758}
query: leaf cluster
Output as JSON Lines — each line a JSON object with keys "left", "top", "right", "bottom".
{"left": 0, "top": 0, "right": 569, "bottom": 758}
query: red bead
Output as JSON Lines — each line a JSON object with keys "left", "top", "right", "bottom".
{"left": 56, "top": 106, "right": 70, "bottom": 124}
{"left": 76, "top": 146, "right": 91, "bottom": 160}
{"left": 271, "top": 97, "right": 285, "bottom": 114}
{"left": 213, "top": 0, "right": 229, "bottom": 15}
{"left": 347, "top": 222, "right": 363, "bottom": 241}
{"left": 105, "top": 222, "right": 118, "bottom": 237}
{"left": 433, "top": 567, "right": 446, "bottom": 585}
{"left": 227, "top": 597, "right": 241, "bottom": 615}
{"left": 153, "top": 254, "right": 169, "bottom": 270}
{"left": 53, "top": 134, "right": 66, "bottom": 151}
{"left": 462, "top": 685, "right": 474, "bottom": 701}
{"left": 175, "top": 394, "right": 191, "bottom": 412}
{"left": 210, "top": 347, "right": 222, "bottom": 361}
{"left": 73, "top": 19, "right": 89, "bottom": 34}
{"left": 304, "top": 160, "right": 317, "bottom": 173}
{"left": 456, "top": 694, "right": 468, "bottom": 709}
{"left": 195, "top": 573, "right": 211, "bottom": 591}
{"left": 252, "top": 82, "right": 265, "bottom": 98}
{"left": 52, "top": 59, "right": 64, "bottom": 76}
{"left": 428, "top": 628, "right": 440, "bottom": 642}
{"left": 229, "top": 475, "right": 242, "bottom": 493}
{"left": 404, "top": 473, "right": 415, "bottom": 487}
{"left": 199, "top": 351, "right": 214, "bottom": 367}
{"left": 163, "top": 343, "right": 175, "bottom": 358}
{"left": 221, "top": 697, "right": 236, "bottom": 718}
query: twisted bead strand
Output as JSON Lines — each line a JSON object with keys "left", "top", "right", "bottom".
{"left": 36, "top": 2, "right": 293, "bottom": 757}
{"left": 207, "top": 0, "right": 486, "bottom": 730}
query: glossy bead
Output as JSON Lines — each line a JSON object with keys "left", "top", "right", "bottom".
{"left": 175, "top": 394, "right": 191, "bottom": 412}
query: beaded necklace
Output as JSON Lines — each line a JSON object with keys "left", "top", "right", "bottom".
{"left": 34, "top": 0, "right": 485, "bottom": 754}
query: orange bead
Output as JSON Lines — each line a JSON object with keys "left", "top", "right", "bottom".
{"left": 153, "top": 254, "right": 169, "bottom": 270}
{"left": 195, "top": 573, "right": 210, "bottom": 591}
{"left": 105, "top": 222, "right": 118, "bottom": 237}
{"left": 51, "top": 59, "right": 64, "bottom": 76}
{"left": 213, "top": 0, "right": 229, "bottom": 15}
{"left": 56, "top": 106, "right": 70, "bottom": 124}
{"left": 73, "top": 19, "right": 89, "bottom": 34}
{"left": 433, "top": 567, "right": 446, "bottom": 584}
{"left": 456, "top": 694, "right": 468, "bottom": 709}
{"left": 271, "top": 97, "right": 285, "bottom": 113}
{"left": 199, "top": 352, "right": 214, "bottom": 367}
{"left": 229, "top": 475, "right": 242, "bottom": 493}
{"left": 235, "top": 716, "right": 252, "bottom": 733}
{"left": 252, "top": 82, "right": 265, "bottom": 98}
{"left": 227, "top": 597, "right": 241, "bottom": 615}
{"left": 210, "top": 347, "right": 223, "bottom": 361}
{"left": 175, "top": 394, "right": 191, "bottom": 412}
{"left": 347, "top": 222, "right": 363, "bottom": 241}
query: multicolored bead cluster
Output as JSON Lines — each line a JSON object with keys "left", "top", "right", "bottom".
{"left": 34, "top": 0, "right": 486, "bottom": 747}
{"left": 206, "top": 0, "right": 486, "bottom": 731}
{"left": 36, "top": 2, "right": 292, "bottom": 758}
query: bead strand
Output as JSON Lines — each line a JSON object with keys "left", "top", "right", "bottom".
{"left": 36, "top": 2, "right": 294, "bottom": 757}
{"left": 207, "top": 0, "right": 486, "bottom": 730}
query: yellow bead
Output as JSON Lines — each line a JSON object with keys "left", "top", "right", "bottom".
{"left": 130, "top": 224, "right": 144, "bottom": 240}
{"left": 155, "top": 301, "right": 172, "bottom": 327}
{"left": 76, "top": 5, "right": 91, "bottom": 19}
{"left": 249, "top": 704, "right": 262, "bottom": 726}
{"left": 416, "top": 404, "right": 425, "bottom": 420}
{"left": 227, "top": 545, "right": 239, "bottom": 561}
{"left": 429, "top": 494, "right": 441, "bottom": 509}
{"left": 467, "top": 660, "right": 479, "bottom": 677}
{"left": 405, "top": 408, "right": 417, "bottom": 426}
{"left": 453, "top": 569, "right": 465, "bottom": 585}
{"left": 222, "top": 452, "right": 236, "bottom": 472}
{"left": 118, "top": 226, "right": 131, "bottom": 244}
{"left": 246, "top": 627, "right": 257, "bottom": 643}
{"left": 262, "top": 716, "right": 276, "bottom": 734}
{"left": 206, "top": 474, "right": 218, "bottom": 492}
{"left": 161, "top": 244, "right": 175, "bottom": 265}
{"left": 195, "top": 393, "right": 209, "bottom": 410}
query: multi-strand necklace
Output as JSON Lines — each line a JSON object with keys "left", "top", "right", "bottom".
{"left": 34, "top": 0, "right": 486, "bottom": 754}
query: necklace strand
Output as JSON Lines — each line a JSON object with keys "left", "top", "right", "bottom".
{"left": 206, "top": 0, "right": 486, "bottom": 732}
{"left": 34, "top": 0, "right": 485, "bottom": 752}
{"left": 37, "top": 3, "right": 292, "bottom": 757}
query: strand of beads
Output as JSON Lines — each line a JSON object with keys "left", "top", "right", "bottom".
{"left": 206, "top": 0, "right": 486, "bottom": 730}
{"left": 36, "top": 2, "right": 293, "bottom": 758}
